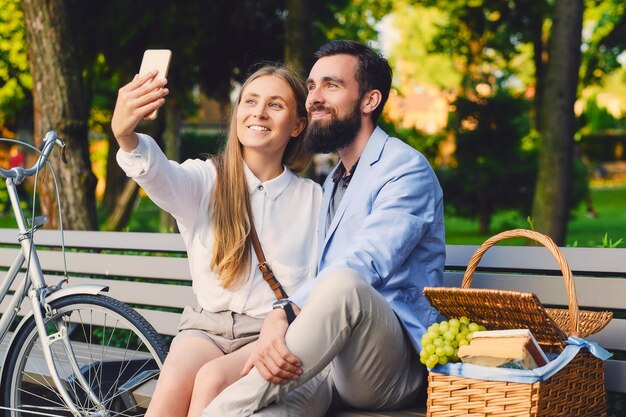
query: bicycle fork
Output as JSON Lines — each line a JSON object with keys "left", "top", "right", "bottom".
{"left": 29, "top": 289, "right": 109, "bottom": 417}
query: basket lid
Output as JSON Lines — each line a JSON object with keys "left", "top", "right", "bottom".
{"left": 423, "top": 287, "right": 568, "bottom": 347}
{"left": 429, "top": 229, "right": 613, "bottom": 347}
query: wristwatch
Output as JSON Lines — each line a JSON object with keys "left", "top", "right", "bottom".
{"left": 272, "top": 299, "right": 297, "bottom": 325}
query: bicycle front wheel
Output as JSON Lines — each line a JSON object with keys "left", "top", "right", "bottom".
{"left": 1, "top": 294, "right": 168, "bottom": 417}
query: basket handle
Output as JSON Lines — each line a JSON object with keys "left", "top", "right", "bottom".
{"left": 461, "top": 228, "right": 579, "bottom": 337}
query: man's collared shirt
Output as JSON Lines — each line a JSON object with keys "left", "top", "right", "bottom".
{"left": 327, "top": 159, "right": 359, "bottom": 231}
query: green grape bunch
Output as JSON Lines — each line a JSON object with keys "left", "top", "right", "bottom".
{"left": 419, "top": 316, "right": 486, "bottom": 369}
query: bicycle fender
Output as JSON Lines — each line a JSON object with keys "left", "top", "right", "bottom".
{"left": 45, "top": 284, "right": 109, "bottom": 303}
{"left": 4, "top": 285, "right": 110, "bottom": 353}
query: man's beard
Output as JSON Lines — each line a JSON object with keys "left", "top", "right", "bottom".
{"left": 303, "top": 102, "right": 361, "bottom": 154}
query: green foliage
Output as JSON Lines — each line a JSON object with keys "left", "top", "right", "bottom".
{"left": 607, "top": 392, "right": 626, "bottom": 417}
{"left": 601, "top": 233, "right": 624, "bottom": 248}
{"left": 0, "top": 0, "right": 31, "bottom": 132}
{"left": 179, "top": 129, "right": 226, "bottom": 161}
{"left": 581, "top": 0, "right": 626, "bottom": 85}
{"left": 526, "top": 216, "right": 535, "bottom": 231}
{"left": 571, "top": 152, "right": 592, "bottom": 217}
{"left": 579, "top": 95, "right": 622, "bottom": 134}
{"left": 566, "top": 186, "right": 626, "bottom": 247}
{"left": 439, "top": 91, "right": 591, "bottom": 234}
{"left": 385, "top": 2, "right": 461, "bottom": 91}
{"left": 438, "top": 92, "right": 535, "bottom": 233}
{"left": 0, "top": 181, "right": 8, "bottom": 214}
{"left": 322, "top": 0, "right": 393, "bottom": 43}
{"left": 417, "top": 0, "right": 550, "bottom": 93}
{"left": 378, "top": 118, "right": 443, "bottom": 164}
{"left": 445, "top": 186, "right": 626, "bottom": 247}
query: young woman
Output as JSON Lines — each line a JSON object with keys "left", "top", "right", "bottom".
{"left": 111, "top": 64, "right": 321, "bottom": 417}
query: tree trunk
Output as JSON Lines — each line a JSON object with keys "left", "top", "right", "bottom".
{"left": 22, "top": 0, "right": 97, "bottom": 230}
{"left": 531, "top": 15, "right": 548, "bottom": 131}
{"left": 101, "top": 179, "right": 139, "bottom": 231}
{"left": 478, "top": 210, "right": 491, "bottom": 235}
{"left": 285, "top": 0, "right": 312, "bottom": 77}
{"left": 102, "top": 125, "right": 127, "bottom": 213}
{"left": 531, "top": 0, "right": 583, "bottom": 245}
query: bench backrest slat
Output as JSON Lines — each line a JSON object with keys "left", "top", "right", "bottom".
{"left": 588, "top": 320, "right": 626, "bottom": 351}
{"left": 0, "top": 229, "right": 186, "bottom": 252}
{"left": 446, "top": 245, "right": 626, "bottom": 276}
{"left": 135, "top": 308, "right": 183, "bottom": 336}
{"left": 444, "top": 272, "right": 626, "bottom": 310}
{"left": 0, "top": 248, "right": 192, "bottom": 281}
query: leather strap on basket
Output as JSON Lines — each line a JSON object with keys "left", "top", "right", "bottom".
{"left": 249, "top": 223, "right": 289, "bottom": 300}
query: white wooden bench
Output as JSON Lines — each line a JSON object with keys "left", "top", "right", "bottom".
{"left": 1, "top": 228, "right": 625, "bottom": 417}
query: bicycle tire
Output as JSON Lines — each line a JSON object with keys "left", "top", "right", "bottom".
{"left": 1, "top": 294, "right": 168, "bottom": 417}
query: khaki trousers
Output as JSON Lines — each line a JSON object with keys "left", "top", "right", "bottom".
{"left": 203, "top": 269, "right": 425, "bottom": 417}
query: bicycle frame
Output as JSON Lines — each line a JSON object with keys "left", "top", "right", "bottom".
{"left": 0, "top": 133, "right": 110, "bottom": 416}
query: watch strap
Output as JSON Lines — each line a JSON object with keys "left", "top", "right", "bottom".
{"left": 274, "top": 300, "right": 297, "bottom": 325}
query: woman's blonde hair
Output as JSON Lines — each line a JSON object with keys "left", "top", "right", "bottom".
{"left": 211, "top": 64, "right": 310, "bottom": 289}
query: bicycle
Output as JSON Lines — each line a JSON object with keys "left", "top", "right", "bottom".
{"left": 0, "top": 131, "right": 168, "bottom": 417}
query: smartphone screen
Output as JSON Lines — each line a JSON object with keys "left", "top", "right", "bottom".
{"left": 139, "top": 49, "right": 172, "bottom": 120}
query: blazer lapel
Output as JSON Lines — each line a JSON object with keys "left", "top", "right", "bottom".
{"left": 320, "top": 127, "right": 388, "bottom": 252}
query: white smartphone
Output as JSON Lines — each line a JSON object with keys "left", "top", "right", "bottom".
{"left": 138, "top": 49, "right": 172, "bottom": 120}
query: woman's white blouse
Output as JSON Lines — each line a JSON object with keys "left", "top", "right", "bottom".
{"left": 117, "top": 134, "right": 322, "bottom": 318}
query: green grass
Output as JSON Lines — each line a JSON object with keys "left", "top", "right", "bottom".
{"left": 567, "top": 186, "right": 626, "bottom": 248}
{"left": 445, "top": 186, "right": 626, "bottom": 247}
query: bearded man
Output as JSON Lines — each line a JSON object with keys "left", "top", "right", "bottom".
{"left": 205, "top": 39, "right": 445, "bottom": 417}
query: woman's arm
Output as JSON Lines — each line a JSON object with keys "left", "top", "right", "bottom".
{"left": 112, "top": 71, "right": 210, "bottom": 225}
{"left": 111, "top": 71, "right": 168, "bottom": 152}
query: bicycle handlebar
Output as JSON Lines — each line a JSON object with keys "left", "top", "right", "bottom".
{"left": 0, "top": 131, "right": 65, "bottom": 183}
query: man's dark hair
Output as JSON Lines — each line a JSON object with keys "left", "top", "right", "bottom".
{"left": 313, "top": 40, "right": 392, "bottom": 123}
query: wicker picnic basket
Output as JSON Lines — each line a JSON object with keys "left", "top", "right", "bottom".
{"left": 423, "top": 229, "right": 613, "bottom": 417}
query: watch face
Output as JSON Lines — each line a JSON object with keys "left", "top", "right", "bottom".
{"left": 273, "top": 299, "right": 289, "bottom": 308}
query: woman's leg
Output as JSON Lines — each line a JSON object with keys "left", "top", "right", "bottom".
{"left": 187, "top": 341, "right": 257, "bottom": 417}
{"left": 146, "top": 336, "right": 223, "bottom": 417}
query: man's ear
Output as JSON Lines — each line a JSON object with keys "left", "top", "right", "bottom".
{"left": 291, "top": 117, "right": 306, "bottom": 138}
{"left": 361, "top": 90, "right": 382, "bottom": 116}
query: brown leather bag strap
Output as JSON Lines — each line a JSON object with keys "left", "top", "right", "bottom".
{"left": 249, "top": 222, "right": 289, "bottom": 300}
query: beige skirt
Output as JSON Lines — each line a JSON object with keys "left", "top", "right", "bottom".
{"left": 173, "top": 306, "right": 264, "bottom": 354}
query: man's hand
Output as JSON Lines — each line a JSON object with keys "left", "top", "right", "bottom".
{"left": 241, "top": 307, "right": 302, "bottom": 384}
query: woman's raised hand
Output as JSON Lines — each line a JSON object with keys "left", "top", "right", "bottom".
{"left": 111, "top": 71, "right": 169, "bottom": 151}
